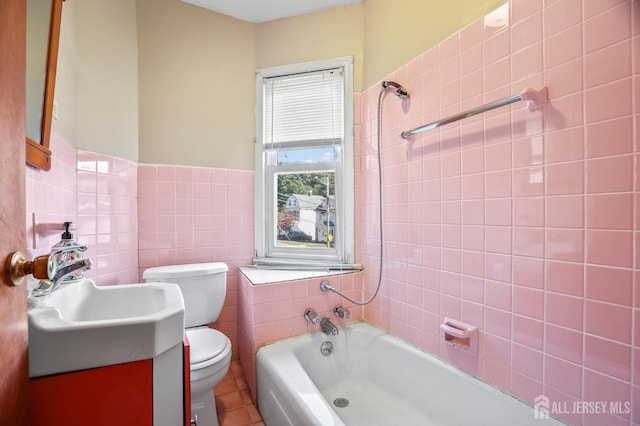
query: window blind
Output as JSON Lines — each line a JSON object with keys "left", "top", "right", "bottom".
{"left": 263, "top": 68, "right": 344, "bottom": 146}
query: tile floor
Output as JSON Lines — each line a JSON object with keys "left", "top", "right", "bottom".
{"left": 214, "top": 361, "right": 264, "bottom": 426}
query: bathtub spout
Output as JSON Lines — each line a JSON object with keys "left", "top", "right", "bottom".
{"left": 320, "top": 318, "right": 339, "bottom": 336}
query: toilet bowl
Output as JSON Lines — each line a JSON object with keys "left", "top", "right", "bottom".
{"left": 188, "top": 327, "right": 232, "bottom": 387}
{"left": 187, "top": 327, "right": 231, "bottom": 426}
{"left": 143, "top": 262, "right": 230, "bottom": 426}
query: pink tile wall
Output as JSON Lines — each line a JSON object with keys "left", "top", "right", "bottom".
{"left": 75, "top": 150, "right": 139, "bottom": 285}
{"left": 237, "top": 271, "right": 363, "bottom": 402}
{"left": 26, "top": 133, "right": 78, "bottom": 260}
{"left": 26, "top": 134, "right": 255, "bottom": 363}
{"left": 137, "top": 164, "right": 255, "bottom": 360}
{"left": 357, "top": 1, "right": 640, "bottom": 424}
{"left": 26, "top": 133, "right": 140, "bottom": 286}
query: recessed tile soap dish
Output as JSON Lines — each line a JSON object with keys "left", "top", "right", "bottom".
{"left": 441, "top": 318, "right": 478, "bottom": 357}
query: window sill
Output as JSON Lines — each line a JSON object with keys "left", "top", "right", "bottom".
{"left": 239, "top": 266, "right": 357, "bottom": 285}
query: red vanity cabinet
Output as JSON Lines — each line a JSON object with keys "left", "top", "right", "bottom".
{"left": 29, "top": 340, "right": 192, "bottom": 426}
{"left": 29, "top": 359, "right": 153, "bottom": 426}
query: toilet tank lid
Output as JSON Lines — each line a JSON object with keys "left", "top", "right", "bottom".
{"left": 143, "top": 262, "right": 228, "bottom": 280}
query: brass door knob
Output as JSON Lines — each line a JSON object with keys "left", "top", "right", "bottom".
{"left": 5, "top": 251, "right": 57, "bottom": 286}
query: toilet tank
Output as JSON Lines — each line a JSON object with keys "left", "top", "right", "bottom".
{"left": 143, "top": 262, "right": 228, "bottom": 328}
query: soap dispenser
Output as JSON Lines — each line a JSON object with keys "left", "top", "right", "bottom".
{"left": 51, "top": 221, "right": 85, "bottom": 282}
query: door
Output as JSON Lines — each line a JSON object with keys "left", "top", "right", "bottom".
{"left": 0, "top": 0, "right": 29, "bottom": 424}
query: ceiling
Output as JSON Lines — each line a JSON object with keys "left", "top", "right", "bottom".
{"left": 181, "top": 0, "right": 364, "bottom": 23}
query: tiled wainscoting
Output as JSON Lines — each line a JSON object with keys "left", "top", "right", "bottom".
{"left": 356, "top": 1, "right": 640, "bottom": 424}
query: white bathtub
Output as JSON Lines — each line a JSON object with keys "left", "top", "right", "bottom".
{"left": 257, "top": 322, "right": 564, "bottom": 426}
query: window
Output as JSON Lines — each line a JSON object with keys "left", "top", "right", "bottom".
{"left": 254, "top": 57, "right": 354, "bottom": 267}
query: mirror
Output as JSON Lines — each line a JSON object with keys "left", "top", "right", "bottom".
{"left": 26, "top": 0, "right": 63, "bottom": 171}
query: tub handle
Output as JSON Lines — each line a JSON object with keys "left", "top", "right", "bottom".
{"left": 304, "top": 308, "right": 321, "bottom": 325}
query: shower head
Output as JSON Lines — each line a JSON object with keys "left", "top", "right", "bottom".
{"left": 381, "top": 81, "right": 409, "bottom": 99}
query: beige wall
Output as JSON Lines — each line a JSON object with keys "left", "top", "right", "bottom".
{"left": 256, "top": 4, "right": 364, "bottom": 91}
{"left": 136, "top": 0, "right": 256, "bottom": 169}
{"left": 53, "top": 0, "right": 504, "bottom": 169}
{"left": 54, "top": 0, "right": 139, "bottom": 162}
{"left": 363, "top": 0, "right": 504, "bottom": 88}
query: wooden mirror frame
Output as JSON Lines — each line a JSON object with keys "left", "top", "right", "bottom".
{"left": 26, "top": 0, "right": 63, "bottom": 172}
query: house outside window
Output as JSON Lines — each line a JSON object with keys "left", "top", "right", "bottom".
{"left": 254, "top": 57, "right": 354, "bottom": 267}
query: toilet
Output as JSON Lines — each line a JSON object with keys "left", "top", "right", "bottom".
{"left": 143, "top": 262, "right": 231, "bottom": 426}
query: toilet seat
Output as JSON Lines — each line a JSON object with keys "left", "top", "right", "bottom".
{"left": 186, "top": 328, "right": 230, "bottom": 371}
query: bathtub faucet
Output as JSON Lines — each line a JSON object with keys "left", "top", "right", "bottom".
{"left": 320, "top": 318, "right": 339, "bottom": 336}
{"left": 304, "top": 308, "right": 321, "bottom": 325}
{"left": 333, "top": 304, "right": 350, "bottom": 320}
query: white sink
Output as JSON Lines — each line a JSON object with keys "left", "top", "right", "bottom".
{"left": 28, "top": 279, "right": 185, "bottom": 378}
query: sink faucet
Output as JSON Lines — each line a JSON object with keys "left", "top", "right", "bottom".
{"left": 320, "top": 318, "right": 339, "bottom": 336}
{"left": 53, "top": 257, "right": 93, "bottom": 285}
{"left": 32, "top": 249, "right": 94, "bottom": 297}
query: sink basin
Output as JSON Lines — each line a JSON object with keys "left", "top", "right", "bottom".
{"left": 28, "top": 279, "right": 185, "bottom": 378}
